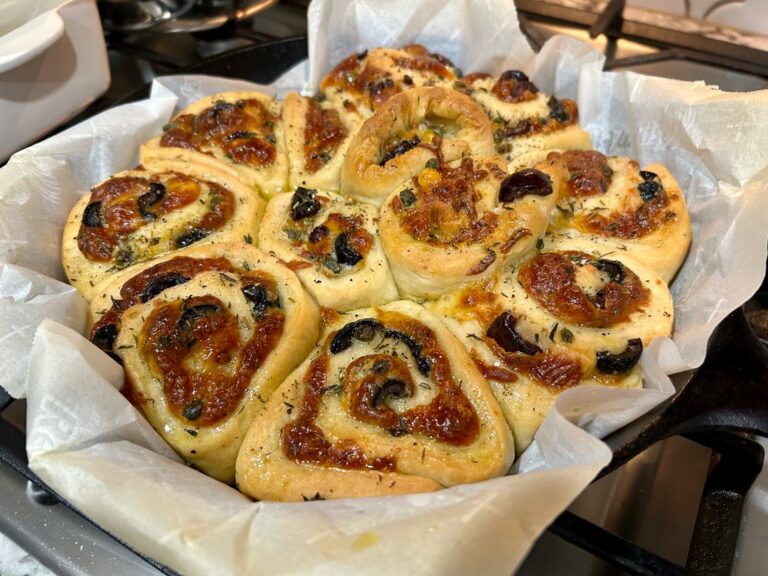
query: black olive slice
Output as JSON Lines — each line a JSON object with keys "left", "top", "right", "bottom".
{"left": 308, "top": 225, "right": 328, "bottom": 243}
{"left": 487, "top": 311, "right": 542, "bottom": 355}
{"left": 499, "top": 169, "right": 553, "bottom": 203}
{"left": 380, "top": 136, "right": 420, "bottom": 165}
{"left": 179, "top": 303, "right": 220, "bottom": 332}
{"left": 140, "top": 273, "right": 190, "bottom": 303}
{"left": 399, "top": 187, "right": 416, "bottom": 207}
{"left": 596, "top": 338, "right": 643, "bottom": 374}
{"left": 182, "top": 399, "right": 203, "bottom": 421}
{"left": 334, "top": 233, "right": 363, "bottom": 266}
{"left": 637, "top": 171, "right": 663, "bottom": 202}
{"left": 372, "top": 379, "right": 409, "bottom": 409}
{"left": 82, "top": 201, "right": 103, "bottom": 228}
{"left": 91, "top": 323, "right": 118, "bottom": 352}
{"left": 138, "top": 182, "right": 166, "bottom": 219}
{"left": 242, "top": 283, "right": 280, "bottom": 314}
{"left": 290, "top": 187, "right": 321, "bottom": 220}
{"left": 330, "top": 319, "right": 383, "bottom": 353}
{"left": 383, "top": 329, "right": 431, "bottom": 376}
{"left": 591, "top": 259, "right": 626, "bottom": 284}
{"left": 175, "top": 228, "right": 210, "bottom": 248}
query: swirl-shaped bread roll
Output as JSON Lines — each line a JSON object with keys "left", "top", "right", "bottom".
{"left": 88, "top": 243, "right": 320, "bottom": 483}
{"left": 282, "top": 92, "right": 363, "bottom": 191}
{"left": 459, "top": 70, "right": 591, "bottom": 168}
{"left": 537, "top": 150, "right": 692, "bottom": 282}
{"left": 379, "top": 156, "right": 556, "bottom": 299}
{"left": 429, "top": 236, "right": 673, "bottom": 453}
{"left": 320, "top": 44, "right": 460, "bottom": 117}
{"left": 141, "top": 92, "right": 289, "bottom": 198}
{"left": 341, "top": 87, "right": 496, "bottom": 202}
{"left": 258, "top": 187, "right": 398, "bottom": 310}
{"left": 236, "top": 300, "right": 514, "bottom": 501}
{"left": 62, "top": 163, "right": 264, "bottom": 302}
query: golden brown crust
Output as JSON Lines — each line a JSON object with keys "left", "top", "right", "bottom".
{"left": 340, "top": 87, "right": 496, "bottom": 203}
{"left": 89, "top": 242, "right": 320, "bottom": 483}
{"left": 62, "top": 163, "right": 264, "bottom": 303}
{"left": 140, "top": 91, "right": 289, "bottom": 199}
{"left": 258, "top": 189, "right": 399, "bottom": 310}
{"left": 428, "top": 236, "right": 673, "bottom": 453}
{"left": 282, "top": 93, "right": 364, "bottom": 191}
{"left": 379, "top": 156, "right": 555, "bottom": 299}
{"left": 235, "top": 300, "right": 514, "bottom": 501}
{"left": 538, "top": 152, "right": 692, "bottom": 282}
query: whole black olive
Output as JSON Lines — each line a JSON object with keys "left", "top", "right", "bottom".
{"left": 140, "top": 272, "right": 190, "bottom": 303}
{"left": 596, "top": 338, "right": 643, "bottom": 374}
{"left": 330, "top": 318, "right": 383, "bottom": 353}
{"left": 500, "top": 69, "right": 529, "bottom": 82}
{"left": 91, "top": 323, "right": 118, "bottom": 352}
{"left": 175, "top": 228, "right": 209, "bottom": 248}
{"left": 290, "top": 187, "right": 321, "bottom": 220}
{"left": 82, "top": 201, "right": 103, "bottom": 228}
{"left": 334, "top": 233, "right": 363, "bottom": 266}
{"left": 138, "top": 182, "right": 166, "bottom": 219}
{"left": 487, "top": 311, "right": 542, "bottom": 355}
{"left": 637, "top": 170, "right": 663, "bottom": 202}
{"left": 372, "top": 379, "right": 409, "bottom": 409}
{"left": 591, "top": 259, "right": 626, "bottom": 284}
{"left": 499, "top": 169, "right": 553, "bottom": 203}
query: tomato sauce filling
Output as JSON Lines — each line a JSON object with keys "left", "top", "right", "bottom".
{"left": 139, "top": 273, "right": 284, "bottom": 426}
{"left": 303, "top": 98, "right": 347, "bottom": 173}
{"left": 282, "top": 311, "right": 480, "bottom": 471}
{"left": 579, "top": 184, "right": 674, "bottom": 240}
{"left": 77, "top": 174, "right": 233, "bottom": 265}
{"left": 518, "top": 251, "right": 650, "bottom": 328}
{"left": 391, "top": 158, "right": 499, "bottom": 247}
{"left": 160, "top": 98, "right": 277, "bottom": 168}
{"left": 550, "top": 150, "right": 615, "bottom": 197}
{"left": 475, "top": 345, "right": 583, "bottom": 390}
{"left": 91, "top": 256, "right": 245, "bottom": 354}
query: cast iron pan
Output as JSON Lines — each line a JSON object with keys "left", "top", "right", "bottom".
{"left": 2, "top": 37, "right": 767, "bottom": 576}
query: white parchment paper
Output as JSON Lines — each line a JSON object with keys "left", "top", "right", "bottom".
{"left": 1, "top": 0, "right": 767, "bottom": 574}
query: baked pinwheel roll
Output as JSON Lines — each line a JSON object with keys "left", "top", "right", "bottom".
{"left": 236, "top": 300, "right": 514, "bottom": 501}
{"left": 258, "top": 187, "right": 398, "bottom": 311}
{"left": 320, "top": 44, "right": 460, "bottom": 117}
{"left": 458, "top": 70, "right": 591, "bottom": 168}
{"left": 429, "top": 236, "right": 673, "bottom": 453}
{"left": 62, "top": 163, "right": 264, "bottom": 302}
{"left": 537, "top": 150, "right": 692, "bottom": 282}
{"left": 379, "top": 156, "right": 556, "bottom": 300}
{"left": 282, "top": 92, "right": 363, "bottom": 191}
{"left": 88, "top": 243, "right": 320, "bottom": 483}
{"left": 341, "top": 86, "right": 496, "bottom": 202}
{"left": 141, "top": 92, "right": 289, "bottom": 198}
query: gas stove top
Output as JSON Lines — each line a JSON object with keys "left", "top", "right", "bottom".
{"left": 2, "top": 1, "right": 768, "bottom": 575}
